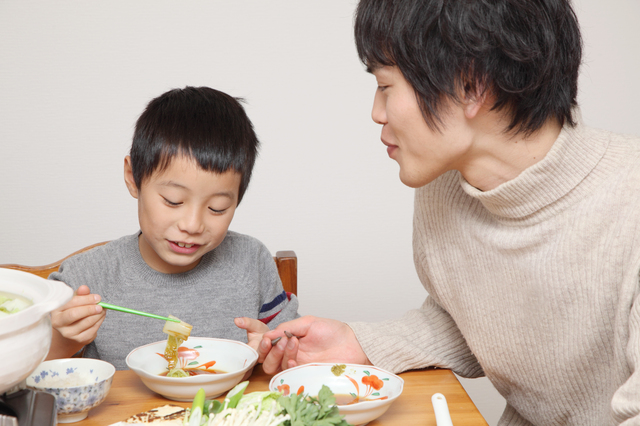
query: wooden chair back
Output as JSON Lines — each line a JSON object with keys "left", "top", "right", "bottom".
{"left": 0, "top": 243, "right": 297, "bottom": 295}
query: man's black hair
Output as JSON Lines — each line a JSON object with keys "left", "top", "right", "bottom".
{"left": 355, "top": 0, "right": 583, "bottom": 135}
{"left": 130, "top": 86, "right": 259, "bottom": 204}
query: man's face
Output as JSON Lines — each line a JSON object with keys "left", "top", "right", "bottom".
{"left": 125, "top": 155, "right": 241, "bottom": 274}
{"left": 370, "top": 65, "right": 472, "bottom": 188}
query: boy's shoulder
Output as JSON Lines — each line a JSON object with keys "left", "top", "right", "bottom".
{"left": 59, "top": 233, "right": 139, "bottom": 269}
{"left": 219, "top": 230, "right": 268, "bottom": 251}
{"left": 211, "top": 230, "right": 274, "bottom": 266}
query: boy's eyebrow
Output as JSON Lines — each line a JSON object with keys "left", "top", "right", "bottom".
{"left": 159, "top": 180, "right": 236, "bottom": 199}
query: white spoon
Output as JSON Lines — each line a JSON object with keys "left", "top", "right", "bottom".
{"left": 432, "top": 393, "right": 454, "bottom": 426}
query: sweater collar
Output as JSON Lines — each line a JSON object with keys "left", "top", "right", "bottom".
{"left": 459, "top": 120, "right": 608, "bottom": 219}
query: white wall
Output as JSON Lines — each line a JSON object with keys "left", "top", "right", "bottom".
{"left": 0, "top": 1, "right": 637, "bottom": 425}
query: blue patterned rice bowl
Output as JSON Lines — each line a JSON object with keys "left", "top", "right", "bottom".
{"left": 26, "top": 358, "right": 115, "bottom": 423}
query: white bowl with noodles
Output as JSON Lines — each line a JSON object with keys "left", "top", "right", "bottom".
{"left": 270, "top": 363, "right": 404, "bottom": 426}
{"left": 126, "top": 337, "right": 258, "bottom": 401}
{"left": 26, "top": 358, "right": 115, "bottom": 423}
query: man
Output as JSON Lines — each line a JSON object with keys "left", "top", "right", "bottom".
{"left": 238, "top": 0, "right": 640, "bottom": 423}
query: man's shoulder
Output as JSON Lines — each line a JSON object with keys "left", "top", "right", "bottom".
{"left": 592, "top": 127, "right": 640, "bottom": 186}
{"left": 586, "top": 125, "right": 640, "bottom": 158}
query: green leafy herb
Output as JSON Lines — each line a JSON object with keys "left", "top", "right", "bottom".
{"left": 278, "top": 385, "right": 351, "bottom": 426}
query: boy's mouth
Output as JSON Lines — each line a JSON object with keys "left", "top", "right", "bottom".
{"left": 169, "top": 240, "right": 201, "bottom": 254}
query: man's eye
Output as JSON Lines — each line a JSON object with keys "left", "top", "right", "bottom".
{"left": 163, "top": 197, "right": 181, "bottom": 206}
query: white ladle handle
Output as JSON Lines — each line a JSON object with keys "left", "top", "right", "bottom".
{"left": 431, "top": 393, "right": 454, "bottom": 426}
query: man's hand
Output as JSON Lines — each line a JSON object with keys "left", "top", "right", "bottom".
{"left": 254, "top": 316, "right": 371, "bottom": 375}
{"left": 47, "top": 285, "right": 106, "bottom": 359}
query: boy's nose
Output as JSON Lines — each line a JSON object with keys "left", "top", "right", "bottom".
{"left": 178, "top": 209, "right": 205, "bottom": 234}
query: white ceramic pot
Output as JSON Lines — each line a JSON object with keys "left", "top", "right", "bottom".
{"left": 0, "top": 268, "right": 73, "bottom": 394}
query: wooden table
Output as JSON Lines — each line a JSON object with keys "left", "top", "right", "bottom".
{"left": 83, "top": 366, "right": 487, "bottom": 425}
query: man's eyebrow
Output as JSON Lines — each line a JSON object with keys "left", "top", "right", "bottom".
{"left": 365, "top": 63, "right": 383, "bottom": 74}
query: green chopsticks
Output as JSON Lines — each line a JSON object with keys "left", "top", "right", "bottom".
{"left": 97, "top": 302, "right": 180, "bottom": 322}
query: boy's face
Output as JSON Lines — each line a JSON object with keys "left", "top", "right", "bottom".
{"left": 370, "top": 65, "right": 474, "bottom": 188}
{"left": 124, "top": 155, "right": 242, "bottom": 274}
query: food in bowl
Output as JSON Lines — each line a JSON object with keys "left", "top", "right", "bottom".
{"left": 270, "top": 363, "right": 404, "bottom": 426}
{"left": 126, "top": 337, "right": 258, "bottom": 401}
{"left": 161, "top": 315, "right": 194, "bottom": 377}
{"left": 26, "top": 358, "right": 115, "bottom": 423}
{"left": 0, "top": 291, "right": 33, "bottom": 318}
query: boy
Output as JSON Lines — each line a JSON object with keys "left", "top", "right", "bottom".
{"left": 47, "top": 86, "right": 299, "bottom": 369}
{"left": 246, "top": 0, "right": 640, "bottom": 424}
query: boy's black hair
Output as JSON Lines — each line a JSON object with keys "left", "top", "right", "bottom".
{"left": 130, "top": 86, "right": 259, "bottom": 204}
{"left": 355, "top": 0, "right": 582, "bottom": 135}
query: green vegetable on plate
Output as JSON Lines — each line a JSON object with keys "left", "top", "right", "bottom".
{"left": 182, "top": 381, "right": 352, "bottom": 426}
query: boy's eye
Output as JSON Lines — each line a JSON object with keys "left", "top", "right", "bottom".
{"left": 162, "top": 197, "right": 182, "bottom": 206}
{"left": 377, "top": 85, "right": 388, "bottom": 92}
{"left": 209, "top": 207, "right": 227, "bottom": 214}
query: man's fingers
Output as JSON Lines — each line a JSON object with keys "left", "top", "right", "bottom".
{"left": 262, "top": 335, "right": 289, "bottom": 375}
{"left": 281, "top": 336, "right": 299, "bottom": 372}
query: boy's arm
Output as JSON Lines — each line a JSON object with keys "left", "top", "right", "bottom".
{"left": 262, "top": 291, "right": 300, "bottom": 327}
{"left": 252, "top": 240, "right": 301, "bottom": 328}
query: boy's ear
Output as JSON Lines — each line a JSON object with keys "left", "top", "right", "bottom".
{"left": 123, "top": 156, "right": 139, "bottom": 199}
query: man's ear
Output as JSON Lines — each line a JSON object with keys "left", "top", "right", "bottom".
{"left": 464, "top": 96, "right": 484, "bottom": 119}
{"left": 461, "top": 77, "right": 489, "bottom": 120}
{"left": 123, "top": 156, "right": 139, "bottom": 199}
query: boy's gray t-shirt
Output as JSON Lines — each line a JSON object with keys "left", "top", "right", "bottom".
{"left": 49, "top": 231, "right": 299, "bottom": 370}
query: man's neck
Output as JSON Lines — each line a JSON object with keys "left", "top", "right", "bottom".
{"left": 459, "top": 118, "right": 562, "bottom": 192}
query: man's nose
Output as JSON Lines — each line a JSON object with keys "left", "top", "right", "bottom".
{"left": 371, "top": 90, "right": 387, "bottom": 125}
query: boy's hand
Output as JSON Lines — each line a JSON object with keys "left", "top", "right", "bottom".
{"left": 47, "top": 285, "right": 106, "bottom": 360}
{"left": 234, "top": 317, "right": 269, "bottom": 352}
{"left": 255, "top": 316, "right": 372, "bottom": 375}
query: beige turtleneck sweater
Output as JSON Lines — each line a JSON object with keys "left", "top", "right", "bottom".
{"left": 349, "top": 122, "right": 640, "bottom": 425}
